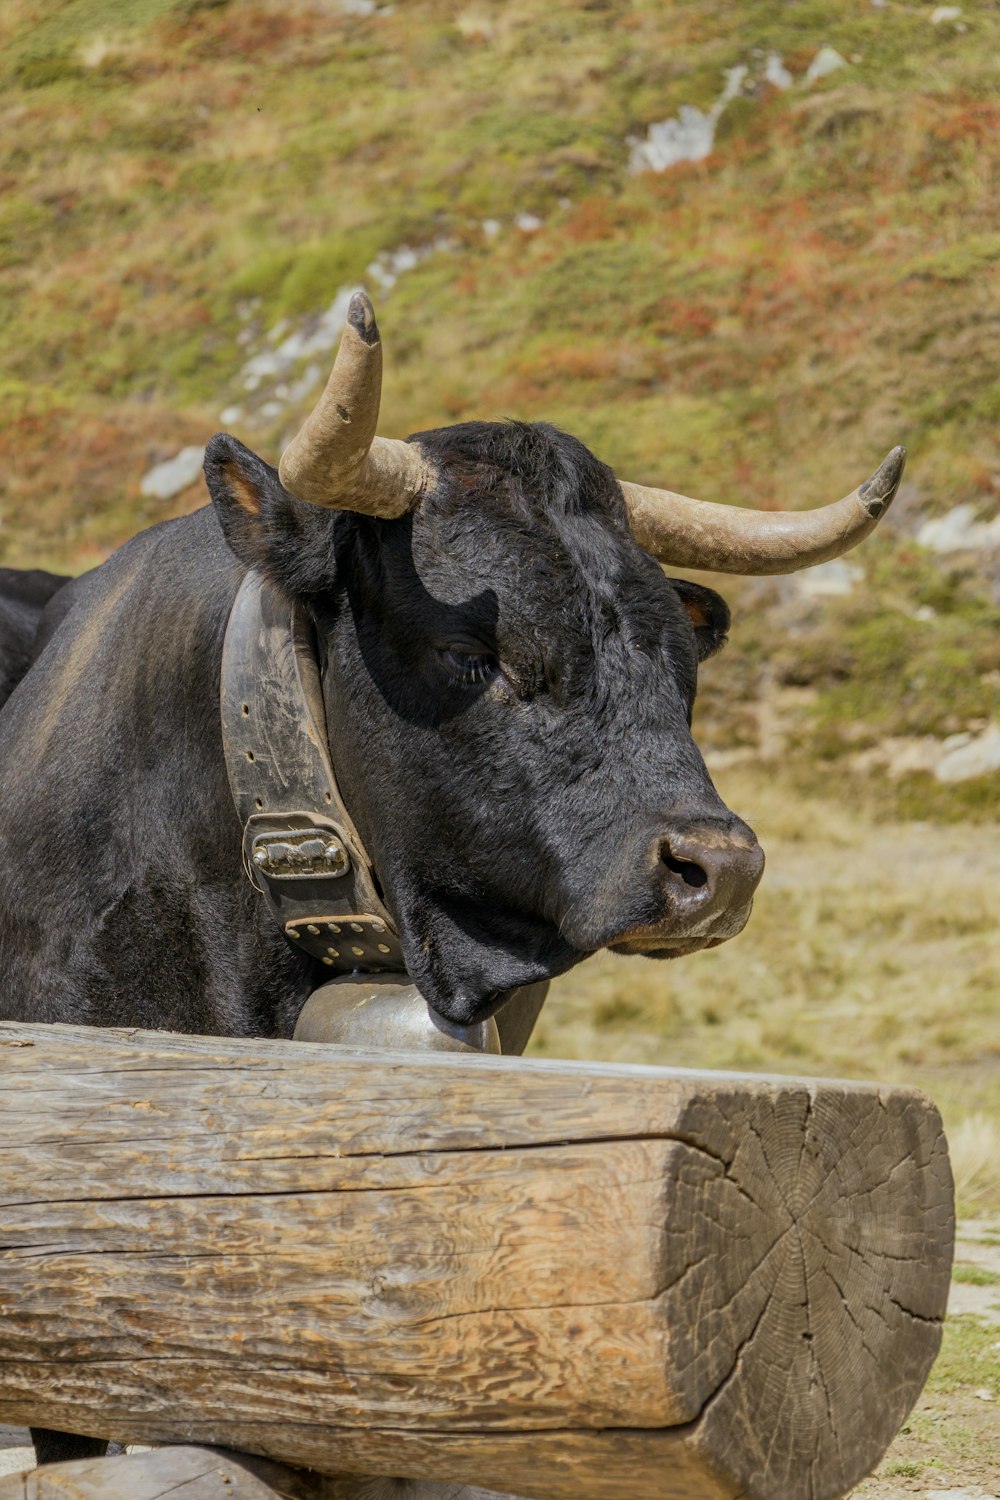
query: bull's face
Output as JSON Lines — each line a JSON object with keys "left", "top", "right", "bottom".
{"left": 206, "top": 292, "right": 903, "bottom": 1024}
{"left": 331, "top": 423, "right": 765, "bottom": 1022}
{"left": 208, "top": 422, "right": 763, "bottom": 1023}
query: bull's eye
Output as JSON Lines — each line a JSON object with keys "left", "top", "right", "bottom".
{"left": 439, "top": 646, "right": 499, "bottom": 688}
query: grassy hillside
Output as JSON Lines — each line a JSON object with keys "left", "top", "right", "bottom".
{"left": 2, "top": 0, "right": 999, "bottom": 813}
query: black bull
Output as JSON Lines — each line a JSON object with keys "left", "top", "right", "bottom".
{"left": 0, "top": 421, "right": 762, "bottom": 1043}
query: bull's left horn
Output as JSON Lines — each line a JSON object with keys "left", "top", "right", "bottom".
{"left": 620, "top": 446, "right": 906, "bottom": 574}
{"left": 278, "top": 291, "right": 432, "bottom": 518}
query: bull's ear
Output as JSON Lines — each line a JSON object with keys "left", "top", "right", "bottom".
{"left": 203, "top": 433, "right": 288, "bottom": 563}
{"left": 666, "top": 578, "right": 730, "bottom": 661}
{"left": 203, "top": 433, "right": 332, "bottom": 591}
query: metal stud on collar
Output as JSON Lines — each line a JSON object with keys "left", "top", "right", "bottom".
{"left": 285, "top": 913, "right": 404, "bottom": 973}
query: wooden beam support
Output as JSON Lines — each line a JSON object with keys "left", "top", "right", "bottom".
{"left": 0, "top": 1446, "right": 289, "bottom": 1499}
{"left": 0, "top": 1444, "right": 523, "bottom": 1499}
{"left": 0, "top": 1023, "right": 954, "bottom": 1500}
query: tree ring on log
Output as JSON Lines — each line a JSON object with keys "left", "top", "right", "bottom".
{"left": 667, "top": 1083, "right": 953, "bottom": 1498}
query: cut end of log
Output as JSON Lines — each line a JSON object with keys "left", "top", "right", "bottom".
{"left": 671, "top": 1083, "right": 954, "bottom": 1500}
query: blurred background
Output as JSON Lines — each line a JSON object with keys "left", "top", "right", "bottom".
{"left": 0, "top": 1, "right": 998, "bottom": 1479}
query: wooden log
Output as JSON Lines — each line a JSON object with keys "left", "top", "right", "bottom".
{"left": 0, "top": 1022, "right": 954, "bottom": 1500}
{"left": 0, "top": 1444, "right": 522, "bottom": 1499}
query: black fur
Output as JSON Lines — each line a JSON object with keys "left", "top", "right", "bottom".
{"left": 0, "top": 568, "right": 69, "bottom": 709}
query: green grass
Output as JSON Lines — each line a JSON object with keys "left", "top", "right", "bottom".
{"left": 925, "top": 1316, "right": 999, "bottom": 1395}
{"left": 951, "top": 1265, "right": 1000, "bottom": 1288}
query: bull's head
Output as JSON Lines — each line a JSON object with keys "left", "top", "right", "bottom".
{"left": 205, "top": 292, "right": 903, "bottom": 1024}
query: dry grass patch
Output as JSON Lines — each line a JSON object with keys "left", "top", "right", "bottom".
{"left": 533, "top": 763, "right": 1000, "bottom": 1214}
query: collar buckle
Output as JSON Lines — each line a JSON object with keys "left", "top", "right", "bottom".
{"left": 250, "top": 822, "right": 351, "bottom": 882}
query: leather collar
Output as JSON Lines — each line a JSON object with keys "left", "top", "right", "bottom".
{"left": 220, "top": 571, "right": 405, "bottom": 975}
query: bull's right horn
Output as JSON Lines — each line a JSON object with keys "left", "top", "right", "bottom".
{"left": 278, "top": 291, "right": 433, "bottom": 519}
{"left": 619, "top": 447, "right": 906, "bottom": 574}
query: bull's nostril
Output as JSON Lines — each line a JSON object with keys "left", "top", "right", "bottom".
{"left": 662, "top": 852, "right": 709, "bottom": 889}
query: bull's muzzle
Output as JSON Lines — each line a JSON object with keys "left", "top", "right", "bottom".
{"left": 603, "top": 817, "right": 765, "bottom": 957}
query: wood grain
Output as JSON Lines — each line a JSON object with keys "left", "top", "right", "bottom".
{"left": 0, "top": 1023, "right": 954, "bottom": 1500}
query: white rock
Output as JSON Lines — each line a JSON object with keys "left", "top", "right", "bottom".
{"left": 804, "top": 46, "right": 848, "bottom": 85}
{"left": 925, "top": 1489, "right": 999, "bottom": 1500}
{"left": 481, "top": 219, "right": 501, "bottom": 238}
{"left": 227, "top": 238, "right": 453, "bottom": 416}
{"left": 219, "top": 406, "right": 243, "bottom": 425}
{"left": 796, "top": 559, "right": 862, "bottom": 598}
{"left": 368, "top": 246, "right": 423, "bottom": 290}
{"left": 271, "top": 329, "right": 311, "bottom": 365}
{"left": 935, "top": 721, "right": 1000, "bottom": 783}
{"left": 917, "top": 503, "right": 1000, "bottom": 553}
{"left": 856, "top": 724, "right": 1000, "bottom": 784}
{"left": 930, "top": 6, "right": 963, "bottom": 22}
{"left": 390, "top": 246, "right": 419, "bottom": 275}
{"left": 367, "top": 258, "right": 396, "bottom": 291}
{"left": 241, "top": 349, "right": 284, "bottom": 387}
{"left": 286, "top": 364, "right": 323, "bottom": 404}
{"left": 628, "top": 65, "right": 747, "bottom": 174}
{"left": 719, "top": 64, "right": 748, "bottom": 106}
{"left": 629, "top": 106, "right": 717, "bottom": 171}
{"left": 515, "top": 213, "right": 543, "bottom": 232}
{"left": 764, "top": 52, "right": 792, "bottom": 89}
{"left": 884, "top": 737, "right": 946, "bottom": 780}
{"left": 140, "top": 446, "right": 205, "bottom": 501}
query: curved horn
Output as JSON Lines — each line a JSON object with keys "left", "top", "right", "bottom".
{"left": 278, "top": 291, "right": 432, "bottom": 518}
{"left": 620, "top": 447, "right": 906, "bottom": 574}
